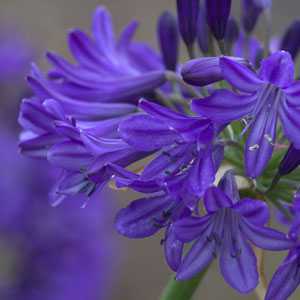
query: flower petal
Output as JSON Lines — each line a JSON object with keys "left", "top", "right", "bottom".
{"left": 259, "top": 51, "right": 294, "bottom": 88}
{"left": 265, "top": 250, "right": 300, "bottom": 300}
{"left": 204, "top": 187, "right": 233, "bottom": 213}
{"left": 241, "top": 220, "right": 294, "bottom": 250}
{"left": 233, "top": 198, "right": 269, "bottom": 225}
{"left": 245, "top": 93, "right": 278, "bottom": 178}
{"left": 220, "top": 56, "right": 264, "bottom": 92}
{"left": 192, "top": 89, "right": 256, "bottom": 123}
{"left": 115, "top": 195, "right": 173, "bottom": 238}
{"left": 218, "top": 169, "right": 240, "bottom": 203}
{"left": 164, "top": 225, "right": 184, "bottom": 272}
{"left": 176, "top": 228, "right": 215, "bottom": 280}
{"left": 119, "top": 114, "right": 180, "bottom": 151}
{"left": 220, "top": 230, "right": 258, "bottom": 293}
{"left": 173, "top": 216, "right": 212, "bottom": 242}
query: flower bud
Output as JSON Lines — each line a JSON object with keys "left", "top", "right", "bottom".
{"left": 176, "top": 0, "right": 199, "bottom": 48}
{"left": 206, "top": 0, "right": 232, "bottom": 41}
{"left": 280, "top": 20, "right": 300, "bottom": 60}
{"left": 225, "top": 18, "right": 239, "bottom": 48}
{"left": 278, "top": 144, "right": 300, "bottom": 176}
{"left": 157, "top": 11, "right": 179, "bottom": 71}
{"left": 196, "top": 2, "right": 210, "bottom": 54}
{"left": 181, "top": 56, "right": 247, "bottom": 87}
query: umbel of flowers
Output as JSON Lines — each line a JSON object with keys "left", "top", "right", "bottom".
{"left": 18, "top": 0, "right": 300, "bottom": 299}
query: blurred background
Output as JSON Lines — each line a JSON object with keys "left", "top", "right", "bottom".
{"left": 0, "top": 0, "right": 299, "bottom": 299}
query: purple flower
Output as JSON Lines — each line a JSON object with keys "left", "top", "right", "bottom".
{"left": 119, "top": 99, "right": 221, "bottom": 209}
{"left": 224, "top": 18, "right": 240, "bottom": 49}
{"left": 176, "top": 0, "right": 199, "bottom": 48}
{"left": 280, "top": 20, "right": 300, "bottom": 60}
{"left": 18, "top": 6, "right": 168, "bottom": 204}
{"left": 174, "top": 171, "right": 293, "bottom": 293}
{"left": 206, "top": 0, "right": 232, "bottom": 41}
{"left": 266, "top": 192, "right": 300, "bottom": 300}
{"left": 0, "top": 128, "right": 119, "bottom": 300}
{"left": 157, "top": 11, "right": 179, "bottom": 71}
{"left": 192, "top": 51, "right": 300, "bottom": 178}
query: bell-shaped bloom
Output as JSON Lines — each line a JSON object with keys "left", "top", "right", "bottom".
{"left": 157, "top": 11, "right": 179, "bottom": 71}
{"left": 192, "top": 51, "right": 300, "bottom": 178}
{"left": 181, "top": 56, "right": 248, "bottom": 87}
{"left": 119, "top": 99, "right": 222, "bottom": 210}
{"left": 176, "top": 0, "right": 199, "bottom": 48}
{"left": 206, "top": 0, "right": 232, "bottom": 41}
{"left": 174, "top": 171, "right": 293, "bottom": 293}
{"left": 278, "top": 144, "right": 300, "bottom": 176}
{"left": 266, "top": 192, "right": 300, "bottom": 300}
{"left": 280, "top": 20, "right": 300, "bottom": 60}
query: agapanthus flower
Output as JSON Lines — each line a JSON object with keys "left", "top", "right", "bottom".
{"left": 174, "top": 171, "right": 293, "bottom": 293}
{"left": 266, "top": 192, "right": 300, "bottom": 300}
{"left": 192, "top": 51, "right": 300, "bottom": 178}
{"left": 18, "top": 6, "right": 168, "bottom": 204}
{"left": 0, "top": 127, "right": 118, "bottom": 300}
{"left": 277, "top": 144, "right": 300, "bottom": 177}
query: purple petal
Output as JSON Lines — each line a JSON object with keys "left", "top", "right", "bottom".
{"left": 19, "top": 133, "right": 65, "bottom": 158}
{"left": 92, "top": 6, "right": 115, "bottom": 54}
{"left": 278, "top": 144, "right": 300, "bottom": 176}
{"left": 115, "top": 195, "right": 173, "bottom": 238}
{"left": 119, "top": 114, "right": 179, "bottom": 151}
{"left": 220, "top": 56, "right": 264, "bottom": 92}
{"left": 176, "top": 228, "right": 215, "bottom": 280}
{"left": 245, "top": 90, "right": 279, "bottom": 178}
{"left": 279, "top": 99, "right": 300, "bottom": 148}
{"left": 164, "top": 225, "right": 184, "bottom": 272}
{"left": 140, "top": 99, "right": 214, "bottom": 143}
{"left": 173, "top": 216, "right": 212, "bottom": 242}
{"left": 192, "top": 89, "right": 256, "bottom": 123}
{"left": 220, "top": 230, "right": 258, "bottom": 293}
{"left": 47, "top": 141, "right": 93, "bottom": 171}
{"left": 218, "top": 170, "right": 240, "bottom": 203}
{"left": 233, "top": 199, "right": 269, "bottom": 225}
{"left": 280, "top": 20, "right": 300, "bottom": 60}
{"left": 204, "top": 187, "right": 233, "bottom": 213}
{"left": 259, "top": 51, "right": 294, "bottom": 88}
{"left": 117, "top": 20, "right": 139, "bottom": 52}
{"left": 265, "top": 250, "right": 300, "bottom": 300}
{"left": 241, "top": 220, "right": 294, "bottom": 250}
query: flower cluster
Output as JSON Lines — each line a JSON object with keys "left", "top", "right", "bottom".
{"left": 18, "top": 1, "right": 300, "bottom": 299}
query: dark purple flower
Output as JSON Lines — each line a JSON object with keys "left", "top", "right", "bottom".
{"left": 206, "top": 0, "right": 232, "bottom": 41}
{"left": 157, "top": 11, "right": 179, "bottom": 71}
{"left": 192, "top": 51, "right": 300, "bottom": 178}
{"left": 174, "top": 171, "right": 293, "bottom": 293}
{"left": 181, "top": 56, "right": 248, "bottom": 87}
{"left": 224, "top": 18, "right": 239, "bottom": 49}
{"left": 280, "top": 20, "right": 300, "bottom": 60}
{"left": 176, "top": 0, "right": 199, "bottom": 48}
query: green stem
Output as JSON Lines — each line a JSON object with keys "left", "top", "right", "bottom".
{"left": 160, "top": 269, "right": 208, "bottom": 300}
